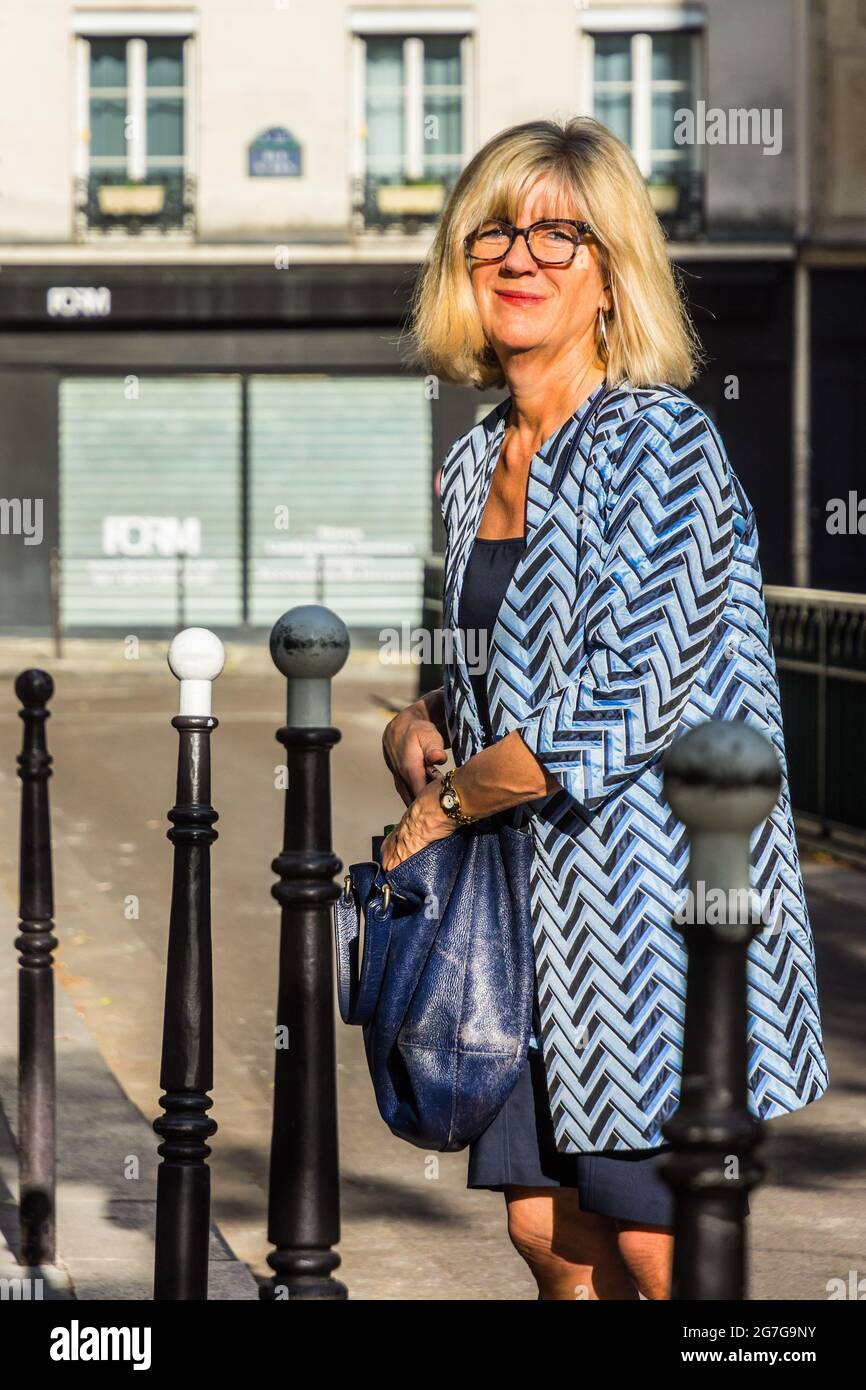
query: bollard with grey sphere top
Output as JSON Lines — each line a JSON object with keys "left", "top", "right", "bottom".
{"left": 14, "top": 669, "right": 59, "bottom": 1267}
{"left": 659, "top": 719, "right": 781, "bottom": 1301}
{"left": 263, "top": 605, "right": 349, "bottom": 1300}
{"left": 153, "top": 628, "right": 224, "bottom": 1300}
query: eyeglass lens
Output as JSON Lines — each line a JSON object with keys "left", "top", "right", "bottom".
{"left": 468, "top": 221, "right": 582, "bottom": 263}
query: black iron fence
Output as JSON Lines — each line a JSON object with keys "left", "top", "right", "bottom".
{"left": 417, "top": 574, "right": 866, "bottom": 854}
{"left": 765, "top": 585, "right": 866, "bottom": 856}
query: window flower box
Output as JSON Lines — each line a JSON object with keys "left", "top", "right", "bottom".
{"left": 97, "top": 183, "right": 166, "bottom": 216}
{"left": 646, "top": 181, "right": 680, "bottom": 215}
{"left": 376, "top": 182, "right": 446, "bottom": 216}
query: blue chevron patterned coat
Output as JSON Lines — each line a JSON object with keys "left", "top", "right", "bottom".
{"left": 440, "top": 379, "right": 829, "bottom": 1153}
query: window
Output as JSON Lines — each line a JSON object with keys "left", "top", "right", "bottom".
{"left": 143, "top": 39, "right": 186, "bottom": 184}
{"left": 76, "top": 31, "right": 193, "bottom": 235}
{"left": 585, "top": 24, "right": 703, "bottom": 235}
{"left": 355, "top": 32, "right": 470, "bottom": 231}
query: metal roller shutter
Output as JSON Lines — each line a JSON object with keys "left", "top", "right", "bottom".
{"left": 249, "top": 375, "right": 431, "bottom": 633}
{"left": 59, "top": 375, "right": 242, "bottom": 629}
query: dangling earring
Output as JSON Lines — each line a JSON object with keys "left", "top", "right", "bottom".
{"left": 597, "top": 306, "right": 610, "bottom": 356}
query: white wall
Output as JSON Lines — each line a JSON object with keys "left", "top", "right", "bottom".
{"left": 0, "top": 0, "right": 814, "bottom": 246}
{"left": 195, "top": 0, "right": 352, "bottom": 238}
{"left": 0, "top": 1, "right": 76, "bottom": 239}
{"left": 703, "top": 0, "right": 798, "bottom": 233}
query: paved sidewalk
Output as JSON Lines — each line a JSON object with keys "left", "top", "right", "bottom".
{"left": 748, "top": 859, "right": 866, "bottom": 1299}
{"left": 0, "top": 1102, "right": 73, "bottom": 1300}
{"left": 0, "top": 880, "right": 258, "bottom": 1300}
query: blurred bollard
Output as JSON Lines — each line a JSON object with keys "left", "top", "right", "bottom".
{"left": 417, "top": 553, "right": 445, "bottom": 700}
{"left": 263, "top": 604, "right": 349, "bottom": 1301}
{"left": 175, "top": 552, "right": 187, "bottom": 635}
{"left": 153, "top": 627, "right": 224, "bottom": 1300}
{"left": 660, "top": 719, "right": 780, "bottom": 1300}
{"left": 49, "top": 547, "right": 62, "bottom": 660}
{"left": 15, "top": 669, "right": 58, "bottom": 1266}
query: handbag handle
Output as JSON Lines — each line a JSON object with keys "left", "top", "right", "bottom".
{"left": 548, "top": 379, "right": 611, "bottom": 497}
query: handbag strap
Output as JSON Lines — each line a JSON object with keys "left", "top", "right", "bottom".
{"left": 548, "top": 379, "right": 611, "bottom": 497}
{"left": 334, "top": 871, "right": 393, "bottom": 1025}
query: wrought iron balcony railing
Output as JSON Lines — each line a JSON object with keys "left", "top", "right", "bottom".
{"left": 353, "top": 171, "right": 461, "bottom": 235}
{"left": 647, "top": 167, "right": 705, "bottom": 241}
{"left": 354, "top": 166, "right": 705, "bottom": 240}
{"left": 74, "top": 171, "right": 196, "bottom": 239}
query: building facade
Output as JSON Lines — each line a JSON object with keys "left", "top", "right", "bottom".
{"left": 0, "top": 0, "right": 863, "bottom": 637}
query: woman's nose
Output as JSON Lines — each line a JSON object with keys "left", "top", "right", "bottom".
{"left": 501, "top": 232, "right": 537, "bottom": 272}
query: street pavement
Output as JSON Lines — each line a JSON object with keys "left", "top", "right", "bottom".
{"left": 0, "top": 636, "right": 863, "bottom": 1300}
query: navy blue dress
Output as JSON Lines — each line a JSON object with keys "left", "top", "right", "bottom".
{"left": 457, "top": 530, "right": 678, "bottom": 1227}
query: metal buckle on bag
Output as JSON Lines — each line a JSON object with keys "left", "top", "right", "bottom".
{"left": 341, "top": 874, "right": 391, "bottom": 914}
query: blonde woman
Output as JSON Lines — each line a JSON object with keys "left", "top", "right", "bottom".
{"left": 381, "top": 117, "right": 828, "bottom": 1301}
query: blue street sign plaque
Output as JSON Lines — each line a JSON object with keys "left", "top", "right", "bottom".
{"left": 248, "top": 127, "right": 302, "bottom": 177}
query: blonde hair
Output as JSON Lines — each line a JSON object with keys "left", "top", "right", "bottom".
{"left": 408, "top": 116, "right": 704, "bottom": 390}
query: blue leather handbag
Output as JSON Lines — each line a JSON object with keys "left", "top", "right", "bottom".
{"left": 333, "top": 816, "right": 535, "bottom": 1151}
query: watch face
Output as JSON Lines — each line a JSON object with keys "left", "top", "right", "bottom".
{"left": 442, "top": 790, "right": 457, "bottom": 811}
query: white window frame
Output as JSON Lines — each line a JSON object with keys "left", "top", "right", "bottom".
{"left": 75, "top": 25, "right": 194, "bottom": 188}
{"left": 578, "top": 7, "right": 704, "bottom": 180}
{"left": 351, "top": 28, "right": 473, "bottom": 186}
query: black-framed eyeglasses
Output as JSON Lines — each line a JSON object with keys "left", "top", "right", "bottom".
{"left": 463, "top": 218, "right": 594, "bottom": 267}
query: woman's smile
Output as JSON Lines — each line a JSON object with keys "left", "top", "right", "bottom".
{"left": 494, "top": 288, "right": 547, "bottom": 305}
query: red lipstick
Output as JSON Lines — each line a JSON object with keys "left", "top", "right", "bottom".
{"left": 495, "top": 289, "right": 545, "bottom": 304}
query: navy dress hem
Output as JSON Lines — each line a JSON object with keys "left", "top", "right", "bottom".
{"left": 466, "top": 1050, "right": 681, "bottom": 1227}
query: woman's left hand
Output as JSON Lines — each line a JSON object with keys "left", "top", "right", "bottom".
{"left": 379, "top": 776, "right": 457, "bottom": 871}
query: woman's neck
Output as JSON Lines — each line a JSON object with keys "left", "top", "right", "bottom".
{"left": 501, "top": 349, "right": 605, "bottom": 456}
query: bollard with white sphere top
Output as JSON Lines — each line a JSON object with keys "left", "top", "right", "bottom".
{"left": 167, "top": 626, "right": 225, "bottom": 716}
{"left": 262, "top": 605, "right": 349, "bottom": 1301}
{"left": 153, "top": 627, "right": 224, "bottom": 1301}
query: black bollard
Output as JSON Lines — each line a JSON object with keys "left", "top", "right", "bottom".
{"left": 262, "top": 604, "right": 349, "bottom": 1301}
{"left": 153, "top": 628, "right": 224, "bottom": 1300}
{"left": 15, "top": 669, "right": 58, "bottom": 1267}
{"left": 660, "top": 719, "right": 781, "bottom": 1300}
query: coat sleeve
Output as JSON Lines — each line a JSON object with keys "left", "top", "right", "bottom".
{"left": 513, "top": 402, "right": 734, "bottom": 813}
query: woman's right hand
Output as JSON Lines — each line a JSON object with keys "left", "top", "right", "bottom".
{"left": 382, "top": 699, "right": 449, "bottom": 806}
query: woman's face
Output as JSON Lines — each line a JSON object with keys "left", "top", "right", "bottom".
{"left": 466, "top": 180, "right": 610, "bottom": 367}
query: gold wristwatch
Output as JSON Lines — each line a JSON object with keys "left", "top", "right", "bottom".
{"left": 439, "top": 767, "right": 476, "bottom": 825}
